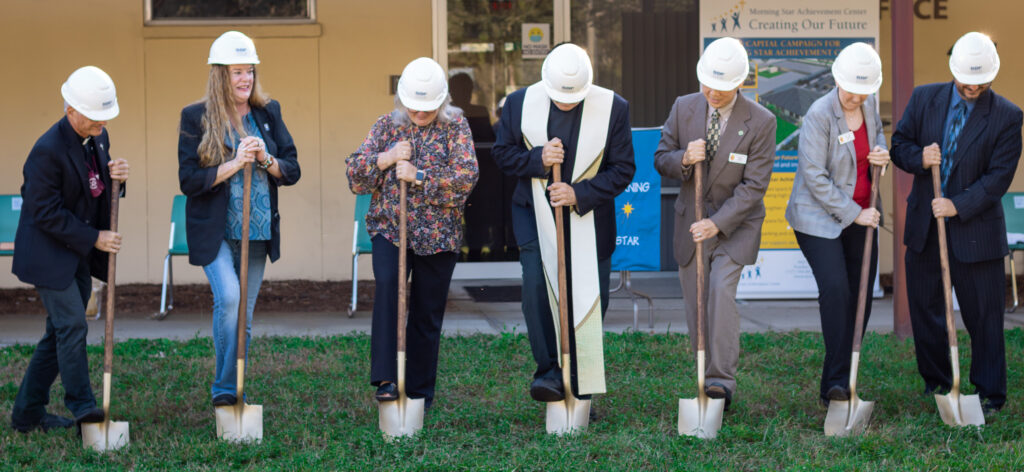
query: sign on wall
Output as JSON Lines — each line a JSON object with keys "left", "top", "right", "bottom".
{"left": 699, "top": 0, "right": 880, "bottom": 298}
{"left": 522, "top": 23, "right": 551, "bottom": 59}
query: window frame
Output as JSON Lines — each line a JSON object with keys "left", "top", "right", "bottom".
{"left": 144, "top": 0, "right": 317, "bottom": 26}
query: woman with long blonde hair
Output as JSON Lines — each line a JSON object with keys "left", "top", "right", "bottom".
{"left": 177, "top": 31, "right": 301, "bottom": 406}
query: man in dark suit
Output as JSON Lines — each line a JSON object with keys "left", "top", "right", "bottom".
{"left": 9, "top": 66, "right": 130, "bottom": 433}
{"left": 891, "top": 32, "right": 1022, "bottom": 414}
{"left": 654, "top": 37, "right": 776, "bottom": 409}
{"left": 493, "top": 44, "right": 635, "bottom": 402}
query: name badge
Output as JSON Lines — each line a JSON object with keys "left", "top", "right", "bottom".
{"left": 838, "top": 131, "right": 855, "bottom": 145}
{"left": 728, "top": 153, "right": 748, "bottom": 164}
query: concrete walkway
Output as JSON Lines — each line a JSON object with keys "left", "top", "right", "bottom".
{"left": 2, "top": 272, "right": 1023, "bottom": 346}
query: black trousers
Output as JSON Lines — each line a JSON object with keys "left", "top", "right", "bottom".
{"left": 369, "top": 235, "right": 457, "bottom": 407}
{"left": 795, "top": 226, "right": 877, "bottom": 401}
{"left": 11, "top": 260, "right": 96, "bottom": 427}
{"left": 905, "top": 220, "right": 1006, "bottom": 407}
{"left": 519, "top": 238, "right": 610, "bottom": 394}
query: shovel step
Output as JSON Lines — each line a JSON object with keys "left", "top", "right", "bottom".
{"left": 823, "top": 398, "right": 874, "bottom": 437}
{"left": 545, "top": 397, "right": 591, "bottom": 435}
{"left": 678, "top": 397, "right": 725, "bottom": 439}
{"left": 215, "top": 403, "right": 263, "bottom": 443}
{"left": 81, "top": 421, "right": 130, "bottom": 452}
{"left": 379, "top": 397, "right": 425, "bottom": 439}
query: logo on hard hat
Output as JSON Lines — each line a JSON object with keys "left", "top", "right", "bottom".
{"left": 970, "top": 65, "right": 982, "bottom": 71}
{"left": 856, "top": 75, "right": 868, "bottom": 81}
{"left": 236, "top": 47, "right": 248, "bottom": 54}
{"left": 561, "top": 85, "right": 575, "bottom": 91}
{"left": 713, "top": 70, "right": 725, "bottom": 77}
{"left": 102, "top": 100, "right": 114, "bottom": 108}
{"left": 415, "top": 91, "right": 427, "bottom": 96}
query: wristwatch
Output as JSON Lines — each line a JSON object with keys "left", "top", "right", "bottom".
{"left": 415, "top": 169, "right": 426, "bottom": 186}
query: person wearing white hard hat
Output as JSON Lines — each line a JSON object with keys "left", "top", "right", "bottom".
{"left": 654, "top": 37, "right": 775, "bottom": 410}
{"left": 347, "top": 57, "right": 478, "bottom": 407}
{"left": 10, "top": 66, "right": 130, "bottom": 433}
{"left": 493, "top": 43, "right": 635, "bottom": 404}
{"left": 785, "top": 42, "right": 890, "bottom": 406}
{"left": 891, "top": 31, "right": 1022, "bottom": 414}
{"left": 177, "top": 31, "right": 301, "bottom": 407}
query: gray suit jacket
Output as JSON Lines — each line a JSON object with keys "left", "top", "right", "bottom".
{"left": 785, "top": 89, "right": 886, "bottom": 239}
{"left": 654, "top": 92, "right": 776, "bottom": 266}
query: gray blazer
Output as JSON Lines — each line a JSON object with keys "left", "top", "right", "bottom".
{"left": 785, "top": 89, "right": 886, "bottom": 239}
{"left": 654, "top": 92, "right": 776, "bottom": 266}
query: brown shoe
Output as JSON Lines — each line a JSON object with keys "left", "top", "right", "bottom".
{"left": 705, "top": 382, "right": 732, "bottom": 410}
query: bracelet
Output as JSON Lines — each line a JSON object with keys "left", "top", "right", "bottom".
{"left": 258, "top": 154, "right": 275, "bottom": 170}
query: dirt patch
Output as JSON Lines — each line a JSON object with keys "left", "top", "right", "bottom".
{"left": 0, "top": 280, "right": 376, "bottom": 316}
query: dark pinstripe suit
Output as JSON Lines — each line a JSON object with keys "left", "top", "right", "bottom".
{"left": 891, "top": 82, "right": 1023, "bottom": 408}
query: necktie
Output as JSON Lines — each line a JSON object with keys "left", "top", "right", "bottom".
{"left": 940, "top": 102, "right": 967, "bottom": 194}
{"left": 706, "top": 109, "right": 721, "bottom": 160}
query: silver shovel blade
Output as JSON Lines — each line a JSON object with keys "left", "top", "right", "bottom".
{"left": 678, "top": 397, "right": 725, "bottom": 439}
{"left": 81, "top": 420, "right": 130, "bottom": 452}
{"left": 824, "top": 397, "right": 874, "bottom": 437}
{"left": 379, "top": 396, "right": 425, "bottom": 439}
{"left": 545, "top": 396, "right": 591, "bottom": 435}
{"left": 935, "top": 392, "right": 985, "bottom": 427}
{"left": 215, "top": 403, "right": 263, "bottom": 443}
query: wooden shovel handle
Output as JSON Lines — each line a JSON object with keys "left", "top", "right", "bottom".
{"left": 397, "top": 180, "right": 408, "bottom": 352}
{"left": 554, "top": 164, "right": 570, "bottom": 357}
{"left": 694, "top": 162, "right": 706, "bottom": 353}
{"left": 237, "top": 163, "right": 252, "bottom": 363}
{"left": 851, "top": 166, "right": 881, "bottom": 352}
{"left": 103, "top": 180, "right": 120, "bottom": 375}
{"left": 931, "top": 166, "right": 957, "bottom": 348}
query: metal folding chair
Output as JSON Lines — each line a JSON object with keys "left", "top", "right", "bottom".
{"left": 348, "top": 194, "right": 372, "bottom": 317}
{"left": 155, "top": 195, "right": 188, "bottom": 320}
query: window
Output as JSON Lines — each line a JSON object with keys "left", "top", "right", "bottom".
{"left": 145, "top": 0, "right": 315, "bottom": 24}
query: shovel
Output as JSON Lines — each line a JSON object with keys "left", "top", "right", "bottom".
{"left": 930, "top": 166, "right": 985, "bottom": 427}
{"left": 379, "top": 180, "right": 425, "bottom": 438}
{"left": 215, "top": 163, "right": 264, "bottom": 442}
{"left": 545, "top": 163, "right": 591, "bottom": 435}
{"left": 824, "top": 165, "right": 881, "bottom": 436}
{"left": 82, "top": 180, "right": 130, "bottom": 452}
{"left": 678, "top": 160, "right": 725, "bottom": 439}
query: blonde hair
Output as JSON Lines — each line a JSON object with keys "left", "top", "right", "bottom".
{"left": 197, "top": 65, "right": 270, "bottom": 167}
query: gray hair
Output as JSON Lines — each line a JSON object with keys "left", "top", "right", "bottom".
{"left": 390, "top": 94, "right": 463, "bottom": 127}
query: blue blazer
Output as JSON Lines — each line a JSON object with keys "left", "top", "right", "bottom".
{"left": 891, "top": 82, "right": 1023, "bottom": 263}
{"left": 492, "top": 87, "right": 635, "bottom": 260}
{"left": 13, "top": 117, "right": 118, "bottom": 289}
{"left": 177, "top": 100, "right": 301, "bottom": 266}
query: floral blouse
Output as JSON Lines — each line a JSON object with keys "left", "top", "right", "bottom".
{"left": 346, "top": 112, "right": 479, "bottom": 255}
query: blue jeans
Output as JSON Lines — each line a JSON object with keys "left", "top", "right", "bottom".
{"left": 11, "top": 260, "right": 96, "bottom": 426}
{"left": 204, "top": 239, "right": 268, "bottom": 398}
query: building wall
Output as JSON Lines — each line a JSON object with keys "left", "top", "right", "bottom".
{"left": 0, "top": 0, "right": 1021, "bottom": 287}
{"left": 0, "top": 0, "right": 430, "bottom": 287}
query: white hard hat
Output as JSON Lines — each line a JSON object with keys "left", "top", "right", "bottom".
{"left": 208, "top": 31, "right": 260, "bottom": 65}
{"left": 696, "top": 37, "right": 750, "bottom": 91}
{"left": 397, "top": 57, "right": 448, "bottom": 111}
{"left": 541, "top": 43, "right": 593, "bottom": 104}
{"left": 832, "top": 42, "right": 883, "bottom": 95}
{"left": 949, "top": 32, "right": 999, "bottom": 85}
{"left": 61, "top": 66, "right": 119, "bottom": 121}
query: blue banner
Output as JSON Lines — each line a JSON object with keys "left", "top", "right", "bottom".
{"left": 611, "top": 128, "right": 662, "bottom": 271}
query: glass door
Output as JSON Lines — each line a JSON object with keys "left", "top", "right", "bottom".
{"left": 447, "top": 0, "right": 557, "bottom": 266}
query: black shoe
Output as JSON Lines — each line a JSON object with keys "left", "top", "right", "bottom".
{"left": 530, "top": 376, "right": 565, "bottom": 402}
{"left": 74, "top": 407, "right": 105, "bottom": 425}
{"left": 981, "top": 399, "right": 1003, "bottom": 416}
{"left": 705, "top": 382, "right": 733, "bottom": 411}
{"left": 923, "top": 384, "right": 950, "bottom": 396}
{"left": 824, "top": 385, "right": 850, "bottom": 405}
{"left": 212, "top": 393, "right": 238, "bottom": 407}
{"left": 375, "top": 382, "right": 399, "bottom": 402}
{"left": 12, "top": 413, "right": 75, "bottom": 434}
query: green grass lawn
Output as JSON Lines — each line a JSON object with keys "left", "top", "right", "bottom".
{"left": 2, "top": 330, "right": 1023, "bottom": 470}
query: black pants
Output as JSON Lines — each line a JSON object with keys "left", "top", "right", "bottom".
{"left": 369, "top": 235, "right": 457, "bottom": 407}
{"left": 11, "top": 260, "right": 96, "bottom": 427}
{"left": 795, "top": 226, "right": 877, "bottom": 401}
{"left": 905, "top": 220, "right": 1006, "bottom": 407}
{"left": 519, "top": 238, "right": 610, "bottom": 393}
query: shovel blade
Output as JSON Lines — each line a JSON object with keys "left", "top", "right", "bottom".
{"left": 545, "top": 397, "right": 591, "bottom": 435}
{"left": 215, "top": 403, "right": 263, "bottom": 443}
{"left": 935, "top": 392, "right": 985, "bottom": 427}
{"left": 678, "top": 397, "right": 724, "bottom": 439}
{"left": 379, "top": 397, "right": 425, "bottom": 439}
{"left": 81, "top": 421, "right": 130, "bottom": 452}
{"left": 824, "top": 397, "right": 874, "bottom": 437}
